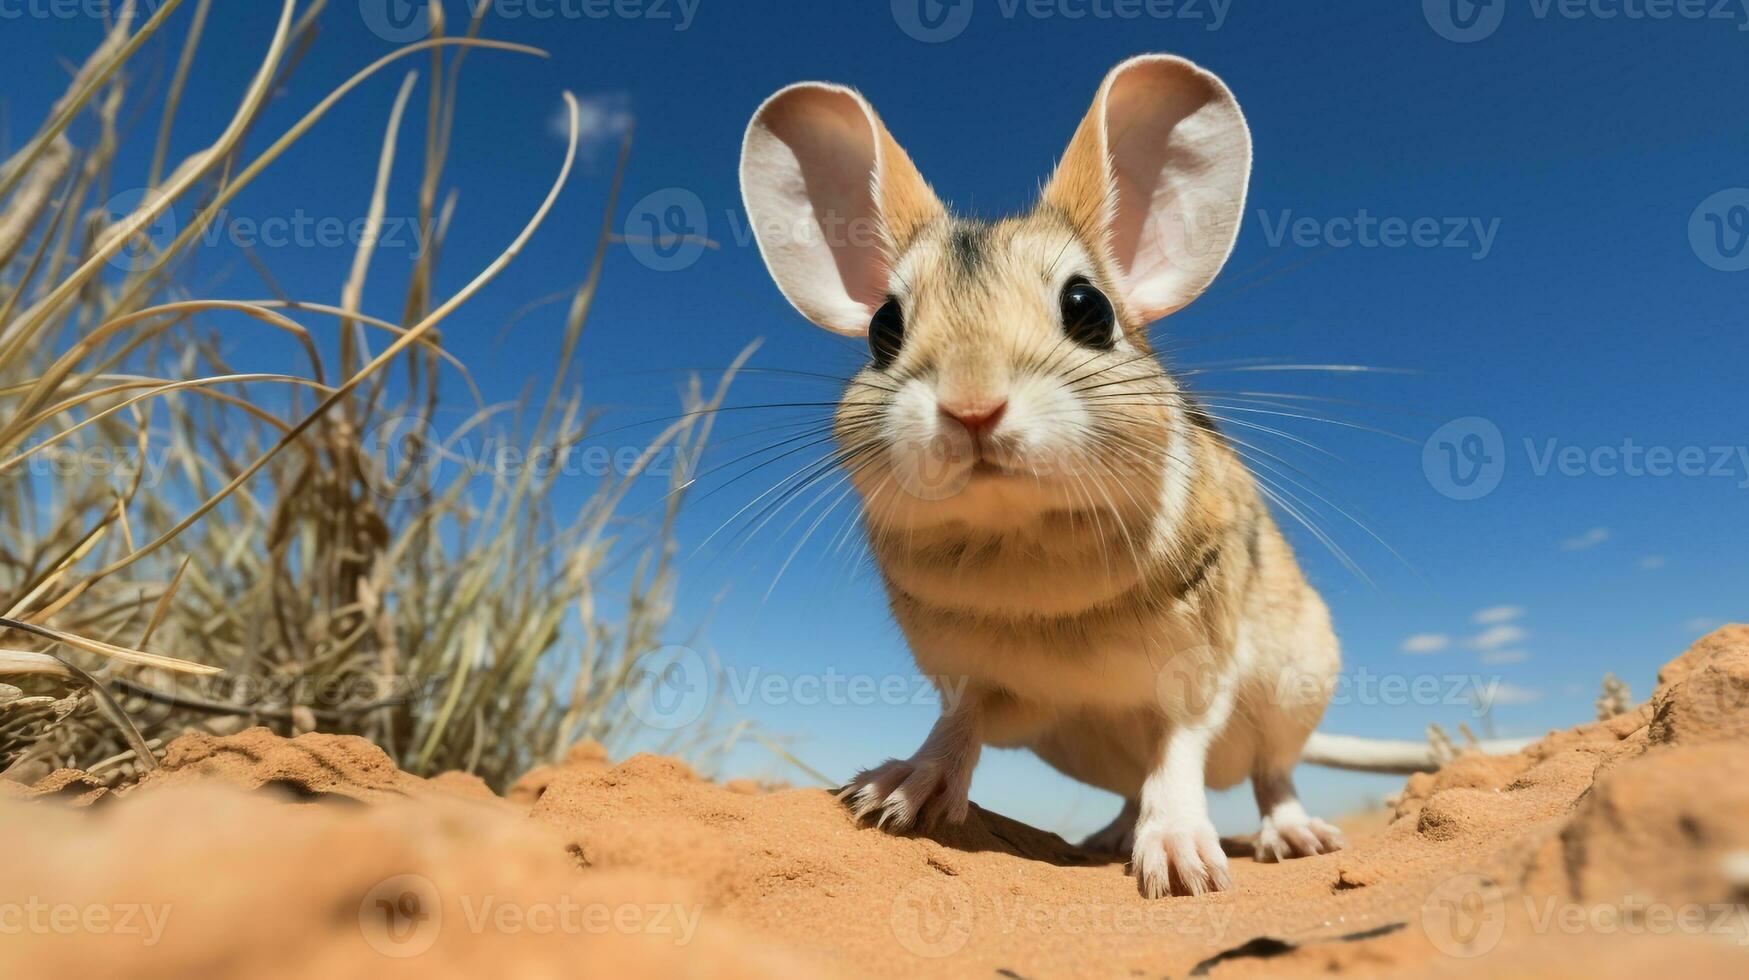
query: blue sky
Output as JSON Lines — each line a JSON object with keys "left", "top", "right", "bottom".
{"left": 8, "top": 0, "right": 1747, "bottom": 836}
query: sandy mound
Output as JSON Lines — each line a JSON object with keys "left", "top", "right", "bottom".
{"left": 4, "top": 627, "right": 1748, "bottom": 978}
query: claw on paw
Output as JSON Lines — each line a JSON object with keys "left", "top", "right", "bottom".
{"left": 838, "top": 756, "right": 969, "bottom": 833}
{"left": 1253, "top": 815, "right": 1346, "bottom": 863}
{"left": 1131, "top": 822, "right": 1232, "bottom": 898}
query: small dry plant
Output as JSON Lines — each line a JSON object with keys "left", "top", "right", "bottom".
{"left": 0, "top": 0, "right": 736, "bottom": 789}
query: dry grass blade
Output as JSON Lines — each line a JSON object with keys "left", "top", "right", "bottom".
{"left": 0, "top": 649, "right": 156, "bottom": 771}
{"left": 0, "top": 618, "right": 220, "bottom": 675}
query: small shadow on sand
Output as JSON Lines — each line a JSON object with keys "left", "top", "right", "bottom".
{"left": 904, "top": 803, "right": 1103, "bottom": 867}
{"left": 841, "top": 797, "right": 1265, "bottom": 870}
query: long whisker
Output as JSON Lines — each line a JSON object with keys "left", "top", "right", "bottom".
{"left": 1178, "top": 362, "right": 1418, "bottom": 377}
{"left": 1247, "top": 465, "right": 1374, "bottom": 589}
{"left": 718, "top": 437, "right": 886, "bottom": 563}
{"left": 1195, "top": 400, "right": 1418, "bottom": 445}
{"left": 688, "top": 445, "right": 856, "bottom": 559}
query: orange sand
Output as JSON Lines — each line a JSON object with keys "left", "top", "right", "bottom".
{"left": 3, "top": 627, "right": 1748, "bottom": 978}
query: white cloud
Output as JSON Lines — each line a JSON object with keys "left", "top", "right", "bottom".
{"left": 1480, "top": 649, "right": 1529, "bottom": 665}
{"left": 1472, "top": 605, "right": 1525, "bottom": 625}
{"left": 550, "top": 93, "right": 633, "bottom": 160}
{"left": 1560, "top": 527, "right": 1611, "bottom": 551}
{"left": 1683, "top": 617, "right": 1723, "bottom": 634}
{"left": 1399, "top": 633, "right": 1451, "bottom": 655}
{"left": 1638, "top": 555, "right": 1666, "bottom": 571}
{"left": 1467, "top": 624, "right": 1529, "bottom": 651}
{"left": 1481, "top": 682, "right": 1543, "bottom": 707}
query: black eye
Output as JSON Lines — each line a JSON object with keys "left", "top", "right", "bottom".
{"left": 868, "top": 297, "right": 904, "bottom": 369}
{"left": 1060, "top": 276, "right": 1116, "bottom": 350}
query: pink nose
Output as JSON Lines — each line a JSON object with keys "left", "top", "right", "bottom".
{"left": 939, "top": 400, "right": 1007, "bottom": 438}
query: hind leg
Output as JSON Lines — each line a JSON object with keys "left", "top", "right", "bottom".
{"left": 1079, "top": 798, "right": 1138, "bottom": 855}
{"left": 1252, "top": 770, "right": 1345, "bottom": 862}
{"left": 1243, "top": 590, "right": 1345, "bottom": 862}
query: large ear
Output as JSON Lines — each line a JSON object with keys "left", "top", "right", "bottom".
{"left": 1043, "top": 55, "right": 1252, "bottom": 324}
{"left": 740, "top": 83, "right": 944, "bottom": 336}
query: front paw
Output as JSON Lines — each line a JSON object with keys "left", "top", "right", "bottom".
{"left": 1131, "top": 820, "right": 1232, "bottom": 898}
{"left": 838, "top": 756, "right": 971, "bottom": 833}
{"left": 1253, "top": 814, "right": 1345, "bottom": 862}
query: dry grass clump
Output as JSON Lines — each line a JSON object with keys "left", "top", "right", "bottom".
{"left": 1, "top": 1, "right": 734, "bottom": 788}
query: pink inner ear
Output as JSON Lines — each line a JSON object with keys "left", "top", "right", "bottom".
{"left": 764, "top": 93, "right": 889, "bottom": 315}
{"left": 1108, "top": 158, "right": 1172, "bottom": 287}
{"left": 1105, "top": 71, "right": 1203, "bottom": 302}
{"left": 1097, "top": 58, "right": 1250, "bottom": 323}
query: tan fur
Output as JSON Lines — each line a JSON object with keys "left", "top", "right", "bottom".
{"left": 873, "top": 125, "right": 943, "bottom": 253}
{"left": 841, "top": 219, "right": 1336, "bottom": 780}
